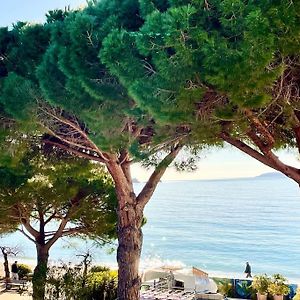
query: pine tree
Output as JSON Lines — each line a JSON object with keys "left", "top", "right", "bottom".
{"left": 0, "top": 136, "right": 117, "bottom": 299}
{"left": 101, "top": 0, "right": 300, "bottom": 184}
{"left": 0, "top": 3, "right": 188, "bottom": 299}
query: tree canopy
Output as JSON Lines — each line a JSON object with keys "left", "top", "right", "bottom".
{"left": 0, "top": 137, "right": 117, "bottom": 244}
{"left": 101, "top": 0, "right": 300, "bottom": 181}
{"left": 0, "top": 133, "right": 117, "bottom": 299}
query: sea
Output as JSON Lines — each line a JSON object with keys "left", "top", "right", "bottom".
{"left": 1, "top": 175, "right": 300, "bottom": 282}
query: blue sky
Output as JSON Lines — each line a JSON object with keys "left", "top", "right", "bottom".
{"left": 1, "top": 1, "right": 299, "bottom": 180}
{"left": 0, "top": 0, "right": 85, "bottom": 27}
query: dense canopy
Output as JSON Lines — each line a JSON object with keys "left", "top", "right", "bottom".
{"left": 0, "top": 133, "right": 117, "bottom": 299}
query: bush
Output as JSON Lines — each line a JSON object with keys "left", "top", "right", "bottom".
{"left": 45, "top": 264, "right": 85, "bottom": 300}
{"left": 268, "top": 274, "right": 290, "bottom": 296}
{"left": 45, "top": 264, "right": 118, "bottom": 300}
{"left": 86, "top": 270, "right": 118, "bottom": 300}
{"left": 18, "top": 264, "right": 32, "bottom": 279}
{"left": 251, "top": 274, "right": 271, "bottom": 294}
{"left": 213, "top": 278, "right": 234, "bottom": 297}
{"left": 90, "top": 265, "right": 110, "bottom": 273}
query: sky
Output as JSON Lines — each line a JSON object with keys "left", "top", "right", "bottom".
{"left": 1, "top": 1, "right": 299, "bottom": 181}
{"left": 131, "top": 146, "right": 300, "bottom": 181}
{"left": 0, "top": 0, "right": 86, "bottom": 27}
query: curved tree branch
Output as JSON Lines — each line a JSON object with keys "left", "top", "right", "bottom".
{"left": 137, "top": 144, "right": 183, "bottom": 209}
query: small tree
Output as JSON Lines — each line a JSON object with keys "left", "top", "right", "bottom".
{"left": 0, "top": 245, "right": 20, "bottom": 279}
{"left": 0, "top": 140, "right": 117, "bottom": 300}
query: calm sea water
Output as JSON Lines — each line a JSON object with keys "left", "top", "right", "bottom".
{"left": 1, "top": 176, "right": 300, "bottom": 282}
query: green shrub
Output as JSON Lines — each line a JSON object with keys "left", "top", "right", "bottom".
{"left": 45, "top": 265, "right": 118, "bottom": 300}
{"left": 85, "top": 270, "right": 118, "bottom": 300}
{"left": 251, "top": 274, "right": 271, "bottom": 294}
{"left": 18, "top": 264, "right": 32, "bottom": 279}
{"left": 268, "top": 274, "right": 290, "bottom": 296}
{"left": 213, "top": 278, "right": 234, "bottom": 297}
{"left": 90, "top": 265, "right": 110, "bottom": 273}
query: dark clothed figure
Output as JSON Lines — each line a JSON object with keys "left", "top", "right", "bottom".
{"left": 11, "top": 261, "right": 19, "bottom": 280}
{"left": 244, "top": 262, "right": 252, "bottom": 278}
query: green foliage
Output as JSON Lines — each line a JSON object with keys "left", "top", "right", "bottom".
{"left": 213, "top": 278, "right": 234, "bottom": 297}
{"left": 5, "top": 22, "right": 50, "bottom": 81}
{"left": 85, "top": 270, "right": 118, "bottom": 300}
{"left": 90, "top": 265, "right": 110, "bottom": 273}
{"left": 46, "top": 264, "right": 85, "bottom": 300}
{"left": 0, "top": 0, "right": 299, "bottom": 177}
{"left": 18, "top": 264, "right": 32, "bottom": 279}
{"left": 46, "top": 9, "right": 70, "bottom": 24}
{"left": 251, "top": 274, "right": 271, "bottom": 294}
{"left": 46, "top": 264, "right": 117, "bottom": 300}
{"left": 0, "top": 135, "right": 117, "bottom": 241}
{"left": 0, "top": 73, "right": 38, "bottom": 120}
{"left": 268, "top": 274, "right": 290, "bottom": 296}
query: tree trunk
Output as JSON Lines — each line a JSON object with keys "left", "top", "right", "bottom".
{"left": 117, "top": 201, "right": 143, "bottom": 300}
{"left": 32, "top": 245, "right": 49, "bottom": 300}
{"left": 107, "top": 159, "right": 143, "bottom": 300}
{"left": 106, "top": 148, "right": 181, "bottom": 300}
{"left": 2, "top": 252, "right": 10, "bottom": 279}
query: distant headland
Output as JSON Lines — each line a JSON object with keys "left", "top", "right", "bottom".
{"left": 255, "top": 172, "right": 287, "bottom": 179}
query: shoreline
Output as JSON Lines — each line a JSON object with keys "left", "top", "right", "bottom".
{"left": 2, "top": 259, "right": 299, "bottom": 285}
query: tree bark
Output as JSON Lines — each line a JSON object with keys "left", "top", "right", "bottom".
{"left": 2, "top": 252, "right": 10, "bottom": 279}
{"left": 32, "top": 245, "right": 49, "bottom": 300}
{"left": 107, "top": 158, "right": 143, "bottom": 300}
{"left": 107, "top": 146, "right": 182, "bottom": 300}
{"left": 117, "top": 200, "right": 143, "bottom": 300}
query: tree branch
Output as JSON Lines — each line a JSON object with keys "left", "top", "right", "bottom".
{"left": 39, "top": 106, "right": 109, "bottom": 162}
{"left": 17, "top": 227, "right": 36, "bottom": 243}
{"left": 292, "top": 110, "right": 300, "bottom": 152}
{"left": 244, "top": 109, "right": 275, "bottom": 150}
{"left": 44, "top": 139, "right": 105, "bottom": 163}
{"left": 220, "top": 132, "right": 277, "bottom": 169}
{"left": 137, "top": 144, "right": 183, "bottom": 209}
{"left": 220, "top": 131, "right": 300, "bottom": 183}
{"left": 61, "top": 227, "right": 86, "bottom": 237}
{"left": 45, "top": 217, "right": 69, "bottom": 250}
{"left": 44, "top": 191, "right": 85, "bottom": 249}
{"left": 20, "top": 218, "right": 39, "bottom": 239}
{"left": 44, "top": 211, "right": 58, "bottom": 225}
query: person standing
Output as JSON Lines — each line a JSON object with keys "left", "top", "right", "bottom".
{"left": 167, "top": 271, "right": 175, "bottom": 289}
{"left": 244, "top": 262, "right": 252, "bottom": 278}
{"left": 11, "top": 261, "right": 19, "bottom": 280}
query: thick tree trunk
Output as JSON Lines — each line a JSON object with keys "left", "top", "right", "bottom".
{"left": 107, "top": 147, "right": 182, "bottom": 300}
{"left": 117, "top": 202, "right": 143, "bottom": 300}
{"left": 32, "top": 245, "right": 49, "bottom": 300}
{"left": 107, "top": 159, "right": 143, "bottom": 300}
{"left": 3, "top": 253, "right": 10, "bottom": 279}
